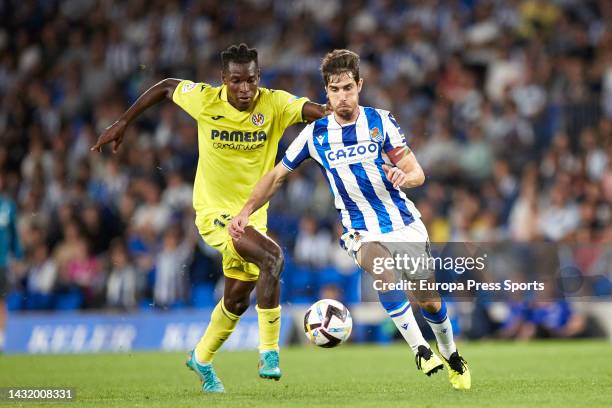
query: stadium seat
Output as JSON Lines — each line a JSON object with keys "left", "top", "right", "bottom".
{"left": 139, "top": 298, "right": 156, "bottom": 312}
{"left": 25, "top": 292, "right": 54, "bottom": 310}
{"left": 285, "top": 261, "right": 317, "bottom": 304}
{"left": 54, "top": 289, "right": 83, "bottom": 310}
{"left": 6, "top": 291, "right": 23, "bottom": 311}
{"left": 592, "top": 276, "right": 612, "bottom": 296}
{"left": 191, "top": 283, "right": 216, "bottom": 308}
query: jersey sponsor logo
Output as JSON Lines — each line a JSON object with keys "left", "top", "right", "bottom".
{"left": 325, "top": 142, "right": 379, "bottom": 168}
{"left": 251, "top": 112, "right": 265, "bottom": 126}
{"left": 211, "top": 129, "right": 267, "bottom": 143}
{"left": 181, "top": 82, "right": 196, "bottom": 93}
{"left": 369, "top": 126, "right": 383, "bottom": 143}
{"left": 212, "top": 142, "right": 265, "bottom": 151}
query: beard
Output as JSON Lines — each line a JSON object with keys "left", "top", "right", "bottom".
{"left": 334, "top": 105, "right": 357, "bottom": 121}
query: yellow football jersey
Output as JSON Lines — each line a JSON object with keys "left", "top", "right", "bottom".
{"left": 172, "top": 80, "right": 309, "bottom": 228}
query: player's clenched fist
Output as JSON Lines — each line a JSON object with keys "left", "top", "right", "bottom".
{"left": 382, "top": 164, "right": 407, "bottom": 189}
{"left": 229, "top": 212, "right": 249, "bottom": 240}
{"left": 90, "top": 119, "right": 128, "bottom": 153}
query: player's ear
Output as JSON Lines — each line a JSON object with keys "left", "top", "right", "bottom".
{"left": 357, "top": 78, "right": 363, "bottom": 93}
{"left": 221, "top": 69, "right": 228, "bottom": 85}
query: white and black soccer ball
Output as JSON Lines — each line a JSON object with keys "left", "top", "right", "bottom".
{"left": 303, "top": 299, "right": 352, "bottom": 348}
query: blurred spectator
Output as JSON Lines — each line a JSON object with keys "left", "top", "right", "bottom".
{"left": 25, "top": 242, "right": 57, "bottom": 301}
{"left": 106, "top": 238, "right": 139, "bottom": 310}
{"left": 294, "top": 215, "right": 331, "bottom": 269}
{"left": 153, "top": 225, "right": 193, "bottom": 308}
{"left": 538, "top": 183, "right": 581, "bottom": 241}
{"left": 0, "top": 0, "right": 611, "bottom": 317}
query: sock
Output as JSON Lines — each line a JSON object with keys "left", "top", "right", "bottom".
{"left": 195, "top": 298, "right": 240, "bottom": 364}
{"left": 256, "top": 304, "right": 281, "bottom": 352}
{"left": 378, "top": 290, "right": 428, "bottom": 354}
{"left": 0, "top": 331, "right": 4, "bottom": 350}
{"left": 421, "top": 300, "right": 456, "bottom": 359}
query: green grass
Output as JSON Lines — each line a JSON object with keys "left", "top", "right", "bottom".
{"left": 1, "top": 340, "right": 611, "bottom": 407}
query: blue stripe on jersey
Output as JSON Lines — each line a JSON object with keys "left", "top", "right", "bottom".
{"left": 383, "top": 132, "right": 394, "bottom": 153}
{"left": 341, "top": 124, "right": 393, "bottom": 233}
{"left": 313, "top": 118, "right": 366, "bottom": 230}
{"left": 364, "top": 107, "right": 415, "bottom": 226}
{"left": 281, "top": 140, "right": 309, "bottom": 171}
{"left": 384, "top": 112, "right": 406, "bottom": 152}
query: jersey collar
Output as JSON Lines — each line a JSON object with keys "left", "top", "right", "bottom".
{"left": 330, "top": 106, "right": 362, "bottom": 128}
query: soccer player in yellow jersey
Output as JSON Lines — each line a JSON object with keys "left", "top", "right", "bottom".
{"left": 91, "top": 44, "right": 328, "bottom": 393}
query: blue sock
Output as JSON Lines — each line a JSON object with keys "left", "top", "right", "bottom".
{"left": 378, "top": 290, "right": 408, "bottom": 314}
{"left": 421, "top": 300, "right": 448, "bottom": 324}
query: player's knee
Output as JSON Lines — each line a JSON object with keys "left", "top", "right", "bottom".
{"left": 418, "top": 300, "right": 441, "bottom": 313}
{"left": 224, "top": 296, "right": 250, "bottom": 316}
{"left": 260, "top": 244, "right": 284, "bottom": 277}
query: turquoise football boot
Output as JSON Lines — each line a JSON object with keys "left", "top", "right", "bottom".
{"left": 185, "top": 350, "right": 225, "bottom": 393}
{"left": 258, "top": 350, "right": 282, "bottom": 380}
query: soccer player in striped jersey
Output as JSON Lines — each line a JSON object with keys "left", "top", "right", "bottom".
{"left": 230, "top": 49, "right": 470, "bottom": 390}
{"left": 91, "top": 44, "right": 330, "bottom": 393}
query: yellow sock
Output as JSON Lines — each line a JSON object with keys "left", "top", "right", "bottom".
{"left": 256, "top": 305, "right": 281, "bottom": 352}
{"left": 195, "top": 298, "right": 240, "bottom": 363}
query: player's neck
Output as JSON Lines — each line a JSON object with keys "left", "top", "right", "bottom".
{"left": 333, "top": 108, "right": 360, "bottom": 126}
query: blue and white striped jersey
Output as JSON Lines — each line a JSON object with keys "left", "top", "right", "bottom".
{"left": 281, "top": 106, "right": 421, "bottom": 234}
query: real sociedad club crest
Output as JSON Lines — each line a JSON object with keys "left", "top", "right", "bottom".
{"left": 251, "top": 112, "right": 265, "bottom": 126}
{"left": 370, "top": 127, "right": 383, "bottom": 143}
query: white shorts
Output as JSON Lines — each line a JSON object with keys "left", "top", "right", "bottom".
{"left": 360, "top": 218, "right": 429, "bottom": 244}
{"left": 340, "top": 218, "right": 430, "bottom": 257}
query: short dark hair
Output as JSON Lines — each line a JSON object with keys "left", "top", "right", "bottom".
{"left": 320, "top": 49, "right": 360, "bottom": 85}
{"left": 220, "top": 43, "right": 258, "bottom": 71}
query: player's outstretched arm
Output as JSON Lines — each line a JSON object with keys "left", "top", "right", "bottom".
{"left": 90, "top": 78, "right": 181, "bottom": 153}
{"left": 229, "top": 163, "right": 291, "bottom": 240}
{"left": 302, "top": 101, "right": 332, "bottom": 122}
{"left": 383, "top": 148, "right": 425, "bottom": 189}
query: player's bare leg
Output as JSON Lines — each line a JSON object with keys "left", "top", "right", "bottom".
{"left": 232, "top": 226, "right": 283, "bottom": 380}
{"left": 356, "top": 241, "right": 443, "bottom": 376}
{"left": 412, "top": 278, "right": 471, "bottom": 390}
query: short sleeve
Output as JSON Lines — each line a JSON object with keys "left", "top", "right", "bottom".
{"left": 382, "top": 111, "right": 409, "bottom": 153}
{"left": 281, "top": 125, "right": 312, "bottom": 171}
{"left": 271, "top": 89, "right": 310, "bottom": 130}
{"left": 172, "top": 80, "right": 208, "bottom": 119}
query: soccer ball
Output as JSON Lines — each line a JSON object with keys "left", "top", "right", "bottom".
{"left": 303, "top": 299, "right": 352, "bottom": 348}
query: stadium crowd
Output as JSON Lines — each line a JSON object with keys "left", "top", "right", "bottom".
{"left": 1, "top": 0, "right": 611, "bottom": 338}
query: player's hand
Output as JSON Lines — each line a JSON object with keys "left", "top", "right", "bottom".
{"left": 324, "top": 101, "right": 333, "bottom": 116}
{"left": 382, "top": 164, "right": 407, "bottom": 189}
{"left": 229, "top": 212, "right": 249, "bottom": 240}
{"left": 90, "top": 119, "right": 128, "bottom": 153}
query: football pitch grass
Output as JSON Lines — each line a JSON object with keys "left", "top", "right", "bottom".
{"left": 1, "top": 340, "right": 611, "bottom": 407}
